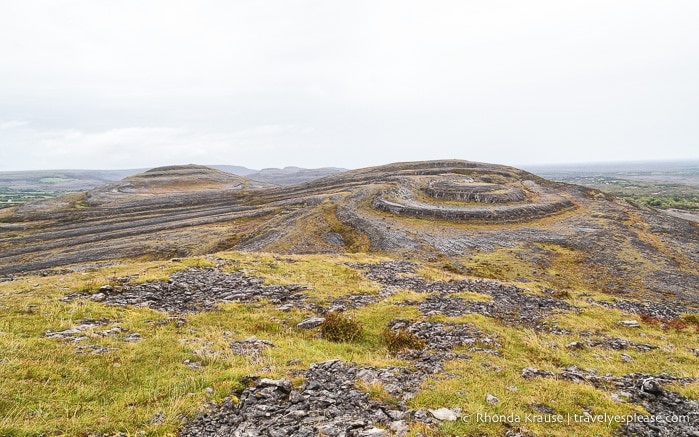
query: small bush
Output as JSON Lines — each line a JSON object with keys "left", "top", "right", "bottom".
{"left": 665, "top": 318, "right": 688, "bottom": 331}
{"left": 640, "top": 313, "right": 662, "bottom": 326}
{"left": 383, "top": 328, "right": 425, "bottom": 354}
{"left": 320, "top": 312, "right": 363, "bottom": 343}
{"left": 683, "top": 315, "right": 699, "bottom": 334}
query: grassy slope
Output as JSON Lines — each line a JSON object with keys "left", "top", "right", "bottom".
{"left": 1, "top": 253, "right": 698, "bottom": 437}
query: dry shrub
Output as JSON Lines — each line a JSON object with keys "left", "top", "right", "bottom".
{"left": 382, "top": 328, "right": 425, "bottom": 354}
{"left": 665, "top": 318, "right": 688, "bottom": 331}
{"left": 640, "top": 313, "right": 662, "bottom": 326}
{"left": 682, "top": 315, "right": 699, "bottom": 334}
{"left": 320, "top": 312, "right": 363, "bottom": 343}
{"left": 639, "top": 314, "right": 690, "bottom": 331}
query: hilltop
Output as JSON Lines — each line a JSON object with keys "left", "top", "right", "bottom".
{"left": 1, "top": 160, "right": 698, "bottom": 436}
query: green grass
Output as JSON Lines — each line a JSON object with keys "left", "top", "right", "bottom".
{"left": 1, "top": 252, "right": 697, "bottom": 436}
{"left": 0, "top": 190, "right": 63, "bottom": 207}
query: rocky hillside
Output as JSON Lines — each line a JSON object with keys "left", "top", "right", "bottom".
{"left": 1, "top": 252, "right": 698, "bottom": 436}
{"left": 1, "top": 160, "right": 697, "bottom": 306}
{"left": 1, "top": 160, "right": 698, "bottom": 436}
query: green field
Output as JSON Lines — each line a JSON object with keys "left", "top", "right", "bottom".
{"left": 0, "top": 190, "right": 64, "bottom": 208}
{"left": 570, "top": 177, "right": 699, "bottom": 211}
{"left": 530, "top": 162, "right": 699, "bottom": 212}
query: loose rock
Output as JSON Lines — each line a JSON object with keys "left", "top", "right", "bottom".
{"left": 179, "top": 360, "right": 411, "bottom": 436}
{"left": 296, "top": 317, "right": 325, "bottom": 329}
{"left": 429, "top": 408, "right": 459, "bottom": 421}
{"left": 617, "top": 320, "right": 641, "bottom": 328}
{"left": 521, "top": 366, "right": 699, "bottom": 436}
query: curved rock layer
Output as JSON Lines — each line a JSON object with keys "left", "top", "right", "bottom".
{"left": 423, "top": 180, "right": 526, "bottom": 203}
{"left": 373, "top": 175, "right": 575, "bottom": 223}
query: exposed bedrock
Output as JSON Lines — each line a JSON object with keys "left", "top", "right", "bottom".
{"left": 373, "top": 195, "right": 575, "bottom": 222}
{"left": 423, "top": 180, "right": 527, "bottom": 203}
{"left": 371, "top": 173, "right": 577, "bottom": 223}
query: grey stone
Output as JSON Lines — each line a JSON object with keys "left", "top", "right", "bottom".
{"left": 179, "top": 360, "right": 414, "bottom": 436}
{"left": 486, "top": 393, "right": 500, "bottom": 405}
{"left": 357, "top": 428, "right": 387, "bottom": 437}
{"left": 296, "top": 317, "right": 325, "bottom": 329}
{"left": 389, "top": 420, "right": 410, "bottom": 437}
{"left": 621, "top": 353, "right": 634, "bottom": 363}
{"left": 610, "top": 393, "right": 627, "bottom": 403}
{"left": 123, "top": 333, "right": 142, "bottom": 342}
{"left": 429, "top": 407, "right": 459, "bottom": 421}
{"left": 63, "top": 268, "right": 308, "bottom": 314}
{"left": 566, "top": 341, "right": 585, "bottom": 350}
{"left": 617, "top": 320, "right": 641, "bottom": 328}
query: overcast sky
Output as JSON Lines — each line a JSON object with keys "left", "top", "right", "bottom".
{"left": 1, "top": 1, "right": 698, "bottom": 171}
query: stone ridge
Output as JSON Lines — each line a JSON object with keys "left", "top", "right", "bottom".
{"left": 373, "top": 176, "right": 575, "bottom": 223}
{"left": 423, "top": 180, "right": 526, "bottom": 203}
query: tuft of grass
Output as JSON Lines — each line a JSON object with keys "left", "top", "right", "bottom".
{"left": 216, "top": 252, "right": 386, "bottom": 304}
{"left": 382, "top": 328, "right": 425, "bottom": 354}
{"left": 356, "top": 381, "right": 401, "bottom": 406}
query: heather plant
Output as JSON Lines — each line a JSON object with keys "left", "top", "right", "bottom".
{"left": 320, "top": 311, "right": 364, "bottom": 343}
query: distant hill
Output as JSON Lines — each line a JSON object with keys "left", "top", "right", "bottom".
{"left": 208, "top": 165, "right": 257, "bottom": 176}
{"left": 0, "top": 165, "right": 348, "bottom": 192}
{"left": 245, "top": 166, "right": 347, "bottom": 185}
{"left": 0, "top": 168, "right": 146, "bottom": 192}
{"left": 83, "top": 165, "right": 274, "bottom": 206}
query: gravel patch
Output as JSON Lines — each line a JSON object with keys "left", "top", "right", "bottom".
{"left": 352, "top": 261, "right": 575, "bottom": 326}
{"left": 591, "top": 298, "right": 697, "bottom": 320}
{"left": 64, "top": 268, "right": 307, "bottom": 314}
{"left": 178, "top": 360, "right": 411, "bottom": 437}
